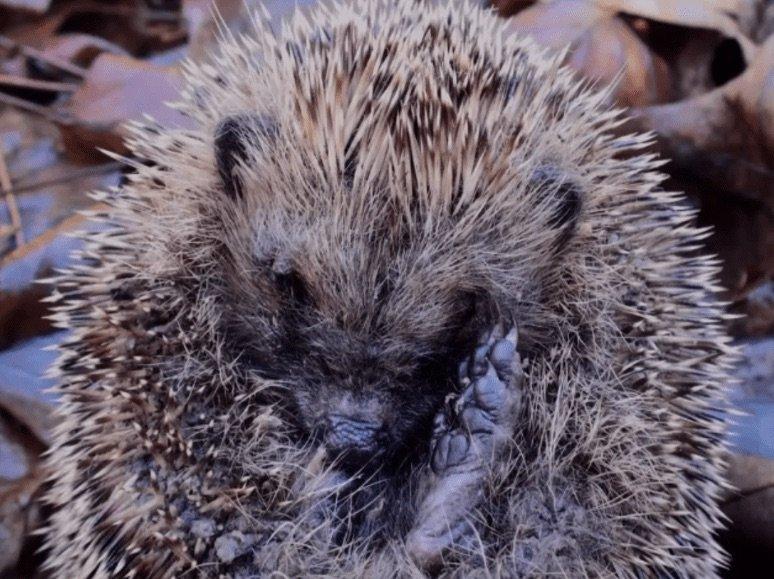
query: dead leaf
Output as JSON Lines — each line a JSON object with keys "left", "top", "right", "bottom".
{"left": 586, "top": 0, "right": 758, "bottom": 60}
{"left": 0, "top": 199, "right": 111, "bottom": 349}
{"left": 666, "top": 27, "right": 741, "bottom": 99}
{"left": 0, "top": 0, "right": 51, "bottom": 13}
{"left": 723, "top": 340, "right": 774, "bottom": 561}
{"left": 0, "top": 478, "right": 31, "bottom": 573}
{"left": 729, "top": 281, "right": 774, "bottom": 337}
{"left": 723, "top": 454, "right": 774, "bottom": 552}
{"left": 57, "top": 53, "right": 191, "bottom": 163}
{"left": 491, "top": 1, "right": 536, "bottom": 18}
{"left": 0, "top": 286, "right": 50, "bottom": 350}
{"left": 0, "top": 387, "right": 56, "bottom": 448}
{"left": 504, "top": 1, "right": 673, "bottom": 106}
{"left": 638, "top": 45, "right": 774, "bottom": 304}
{"left": 0, "top": 34, "right": 88, "bottom": 81}
{"left": 628, "top": 35, "right": 774, "bottom": 200}
{"left": 185, "top": 0, "right": 254, "bottom": 62}
{"left": 1, "top": 200, "right": 107, "bottom": 270}
{"left": 3, "top": 1, "right": 186, "bottom": 60}
{"left": 1, "top": 105, "right": 120, "bottom": 253}
{"left": 733, "top": 336, "right": 774, "bottom": 399}
{"left": 758, "top": 2, "right": 774, "bottom": 42}
{"left": 51, "top": 2, "right": 185, "bottom": 56}
{"left": 0, "top": 389, "right": 53, "bottom": 575}
{"left": 693, "top": 188, "right": 774, "bottom": 298}
{"left": 30, "top": 32, "right": 130, "bottom": 79}
{"left": 185, "top": 0, "right": 319, "bottom": 62}
{"left": 1, "top": 106, "right": 120, "bottom": 346}
{"left": 737, "top": 34, "right": 774, "bottom": 153}
{"left": 568, "top": 17, "right": 673, "bottom": 106}
{"left": 504, "top": 0, "right": 614, "bottom": 49}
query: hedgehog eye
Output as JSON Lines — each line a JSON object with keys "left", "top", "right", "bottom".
{"left": 271, "top": 259, "right": 310, "bottom": 305}
{"left": 214, "top": 113, "right": 277, "bottom": 199}
{"left": 459, "top": 291, "right": 479, "bottom": 324}
{"left": 276, "top": 271, "right": 309, "bottom": 302}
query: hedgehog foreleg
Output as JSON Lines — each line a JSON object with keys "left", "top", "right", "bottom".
{"left": 406, "top": 324, "right": 523, "bottom": 570}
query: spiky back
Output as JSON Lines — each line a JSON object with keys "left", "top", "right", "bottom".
{"left": 41, "top": 1, "right": 734, "bottom": 577}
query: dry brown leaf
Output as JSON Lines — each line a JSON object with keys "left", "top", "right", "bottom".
{"left": 49, "top": 2, "right": 185, "bottom": 56}
{"left": 185, "top": 0, "right": 253, "bottom": 62}
{"left": 185, "top": 0, "right": 319, "bottom": 61}
{"left": 504, "top": 2, "right": 672, "bottom": 107}
{"left": 500, "top": 2, "right": 772, "bottom": 300}
{"left": 737, "top": 36, "right": 774, "bottom": 153}
{"left": 758, "top": 2, "right": 774, "bottom": 42}
{"left": 729, "top": 281, "right": 774, "bottom": 337}
{"left": 1, "top": 108, "right": 118, "bottom": 345}
{"left": 0, "top": 34, "right": 88, "bottom": 82}
{"left": 576, "top": 0, "right": 757, "bottom": 59}
{"left": 0, "top": 201, "right": 107, "bottom": 268}
{"left": 723, "top": 454, "right": 774, "bottom": 552}
{"left": 665, "top": 27, "right": 739, "bottom": 99}
{"left": 0, "top": 104, "right": 119, "bottom": 263}
{"left": 0, "top": 0, "right": 51, "bottom": 13}
{"left": 0, "top": 476, "right": 35, "bottom": 573}
{"left": 699, "top": 192, "right": 773, "bottom": 297}
{"left": 567, "top": 17, "right": 673, "bottom": 106}
{"left": 57, "top": 53, "right": 191, "bottom": 163}
{"left": 32, "top": 32, "right": 130, "bottom": 76}
{"left": 0, "top": 287, "right": 50, "bottom": 350}
{"left": 0, "top": 390, "right": 54, "bottom": 451}
{"left": 0, "top": 389, "right": 53, "bottom": 574}
{"left": 490, "top": 0, "right": 537, "bottom": 17}
{"left": 504, "top": 0, "right": 614, "bottom": 49}
{"left": 3, "top": 1, "right": 186, "bottom": 59}
{"left": 627, "top": 37, "right": 774, "bottom": 297}
{"left": 632, "top": 35, "right": 774, "bottom": 183}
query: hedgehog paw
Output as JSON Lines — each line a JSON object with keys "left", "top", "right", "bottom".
{"left": 433, "top": 323, "right": 523, "bottom": 474}
{"left": 406, "top": 323, "right": 523, "bottom": 570}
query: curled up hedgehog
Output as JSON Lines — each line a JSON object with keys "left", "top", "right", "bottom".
{"left": 40, "top": 0, "right": 735, "bottom": 577}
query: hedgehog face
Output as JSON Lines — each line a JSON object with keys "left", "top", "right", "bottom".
{"left": 214, "top": 106, "right": 582, "bottom": 471}
{"left": 227, "top": 250, "right": 490, "bottom": 471}
{"left": 219, "top": 249, "right": 494, "bottom": 471}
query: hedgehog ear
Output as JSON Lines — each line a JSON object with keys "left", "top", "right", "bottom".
{"left": 532, "top": 165, "right": 583, "bottom": 250}
{"left": 214, "top": 113, "right": 276, "bottom": 199}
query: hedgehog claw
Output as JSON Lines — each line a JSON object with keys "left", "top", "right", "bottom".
{"left": 407, "top": 322, "right": 523, "bottom": 569}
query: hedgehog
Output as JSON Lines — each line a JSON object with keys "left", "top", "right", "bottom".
{"left": 40, "top": 0, "right": 735, "bottom": 577}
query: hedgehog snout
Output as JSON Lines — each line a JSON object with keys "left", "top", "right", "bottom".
{"left": 323, "top": 414, "right": 385, "bottom": 464}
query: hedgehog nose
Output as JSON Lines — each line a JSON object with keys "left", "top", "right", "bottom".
{"left": 324, "top": 415, "right": 382, "bottom": 463}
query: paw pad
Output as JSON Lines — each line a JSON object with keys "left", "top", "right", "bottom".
{"left": 431, "top": 323, "right": 523, "bottom": 475}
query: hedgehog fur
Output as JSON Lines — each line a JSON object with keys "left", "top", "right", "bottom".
{"left": 41, "top": 1, "right": 735, "bottom": 577}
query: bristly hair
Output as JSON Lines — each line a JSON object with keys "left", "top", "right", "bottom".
{"left": 40, "top": 1, "right": 735, "bottom": 577}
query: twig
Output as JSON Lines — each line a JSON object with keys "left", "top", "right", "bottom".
{"left": 0, "top": 74, "right": 80, "bottom": 93}
{"left": 0, "top": 143, "right": 24, "bottom": 248}
{"left": 11, "top": 162, "right": 124, "bottom": 195}
{"left": 0, "top": 202, "right": 108, "bottom": 269}
{"left": 138, "top": 7, "right": 185, "bottom": 24}
{"left": 0, "top": 91, "right": 68, "bottom": 122}
{"left": 0, "top": 35, "right": 87, "bottom": 79}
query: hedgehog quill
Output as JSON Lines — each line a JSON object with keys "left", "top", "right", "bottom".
{"left": 41, "top": 0, "right": 735, "bottom": 577}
